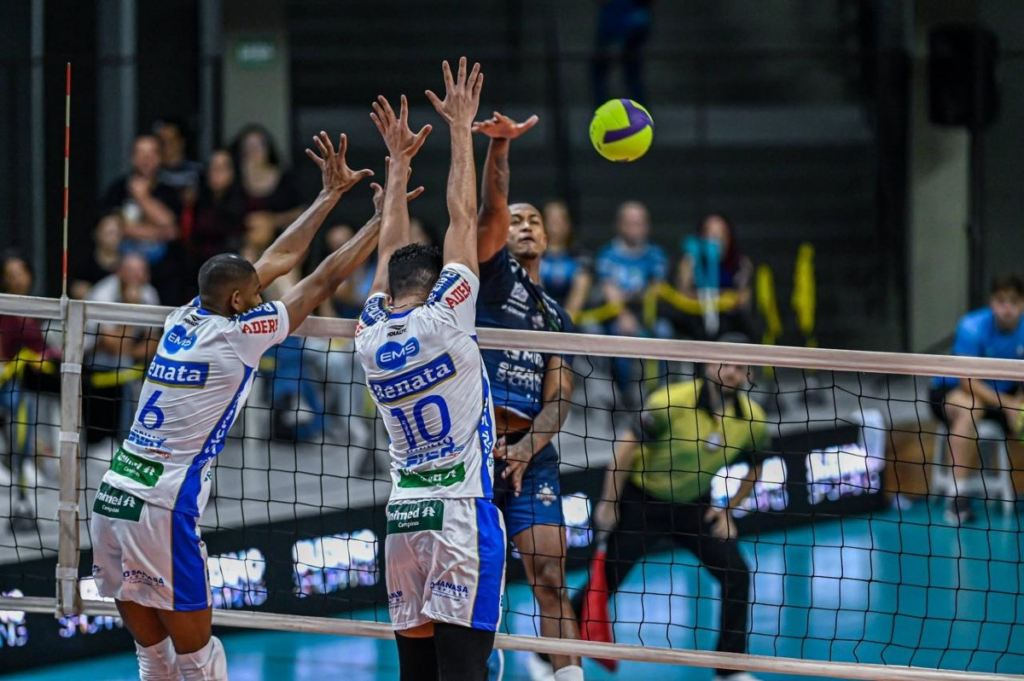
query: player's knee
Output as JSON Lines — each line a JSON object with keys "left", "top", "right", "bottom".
{"left": 135, "top": 637, "right": 180, "bottom": 681}
{"left": 531, "top": 557, "right": 567, "bottom": 604}
{"left": 177, "top": 635, "right": 227, "bottom": 680}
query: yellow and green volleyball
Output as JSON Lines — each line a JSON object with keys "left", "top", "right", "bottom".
{"left": 589, "top": 99, "right": 654, "bottom": 162}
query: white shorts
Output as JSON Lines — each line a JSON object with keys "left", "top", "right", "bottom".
{"left": 385, "top": 497, "right": 506, "bottom": 632}
{"left": 90, "top": 481, "right": 211, "bottom": 612}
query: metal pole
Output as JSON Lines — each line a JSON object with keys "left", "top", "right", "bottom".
{"left": 197, "top": 0, "right": 222, "bottom": 159}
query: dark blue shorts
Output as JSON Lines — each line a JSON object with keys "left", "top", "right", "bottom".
{"left": 493, "top": 442, "right": 564, "bottom": 538}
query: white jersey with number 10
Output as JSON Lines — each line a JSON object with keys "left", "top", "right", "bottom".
{"left": 355, "top": 263, "right": 497, "bottom": 503}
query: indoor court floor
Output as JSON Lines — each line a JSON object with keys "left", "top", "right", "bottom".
{"left": 9, "top": 503, "right": 1023, "bottom": 681}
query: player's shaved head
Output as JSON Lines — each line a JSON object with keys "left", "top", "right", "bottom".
{"left": 388, "top": 243, "right": 443, "bottom": 300}
{"left": 198, "top": 254, "right": 261, "bottom": 315}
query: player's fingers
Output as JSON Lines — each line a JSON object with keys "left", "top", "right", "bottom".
{"left": 467, "top": 61, "right": 480, "bottom": 89}
{"left": 407, "top": 186, "right": 425, "bottom": 201}
{"left": 313, "top": 134, "right": 329, "bottom": 159}
{"left": 399, "top": 94, "right": 409, "bottom": 126}
{"left": 442, "top": 60, "right": 454, "bottom": 92}
{"left": 304, "top": 148, "right": 323, "bottom": 166}
{"left": 352, "top": 168, "right": 374, "bottom": 182}
{"left": 320, "top": 130, "right": 335, "bottom": 156}
{"left": 425, "top": 90, "right": 444, "bottom": 114}
{"left": 472, "top": 72, "right": 484, "bottom": 98}
{"left": 520, "top": 114, "right": 540, "bottom": 131}
{"left": 336, "top": 132, "right": 347, "bottom": 159}
{"left": 378, "top": 95, "right": 396, "bottom": 121}
{"left": 369, "top": 112, "right": 386, "bottom": 137}
{"left": 409, "top": 124, "right": 433, "bottom": 155}
{"left": 457, "top": 56, "right": 469, "bottom": 87}
{"left": 369, "top": 182, "right": 383, "bottom": 194}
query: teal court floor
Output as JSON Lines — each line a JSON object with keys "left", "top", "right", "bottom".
{"left": 10, "top": 503, "right": 1024, "bottom": 680}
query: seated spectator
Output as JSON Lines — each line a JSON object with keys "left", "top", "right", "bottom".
{"left": 100, "top": 133, "right": 184, "bottom": 304}
{"left": 930, "top": 274, "right": 1024, "bottom": 524}
{"left": 189, "top": 149, "right": 247, "bottom": 265}
{"left": 596, "top": 200, "right": 668, "bottom": 337}
{"left": 317, "top": 225, "right": 375, "bottom": 320}
{"left": 675, "top": 212, "right": 756, "bottom": 339}
{"left": 231, "top": 124, "right": 304, "bottom": 253}
{"left": 1, "top": 251, "right": 60, "bottom": 527}
{"left": 83, "top": 254, "right": 160, "bottom": 443}
{"left": 153, "top": 117, "right": 204, "bottom": 207}
{"left": 540, "top": 199, "right": 593, "bottom": 318}
{"left": 596, "top": 201, "right": 668, "bottom": 404}
{"left": 71, "top": 213, "right": 123, "bottom": 300}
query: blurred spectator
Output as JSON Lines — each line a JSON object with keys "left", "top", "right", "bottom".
{"left": 188, "top": 149, "right": 247, "bottom": 265}
{"left": 101, "top": 133, "right": 184, "bottom": 304}
{"left": 231, "top": 124, "right": 303, "bottom": 253}
{"left": 83, "top": 254, "right": 160, "bottom": 443}
{"left": 592, "top": 0, "right": 653, "bottom": 106}
{"left": 1, "top": 251, "right": 60, "bottom": 524}
{"left": 153, "top": 117, "right": 204, "bottom": 205}
{"left": 929, "top": 274, "right": 1024, "bottom": 524}
{"left": 596, "top": 201, "right": 667, "bottom": 337}
{"left": 318, "top": 225, "right": 375, "bottom": 320}
{"left": 262, "top": 266, "right": 325, "bottom": 442}
{"left": 676, "top": 213, "right": 757, "bottom": 339}
{"left": 596, "top": 201, "right": 667, "bottom": 405}
{"left": 539, "top": 200, "right": 593, "bottom": 318}
{"left": 71, "top": 213, "right": 123, "bottom": 300}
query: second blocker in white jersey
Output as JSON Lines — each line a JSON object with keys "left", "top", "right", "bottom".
{"left": 355, "top": 263, "right": 497, "bottom": 502}
{"left": 99, "top": 299, "right": 290, "bottom": 517}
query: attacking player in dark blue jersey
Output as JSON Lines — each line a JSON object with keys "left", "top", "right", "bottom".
{"left": 474, "top": 112, "right": 584, "bottom": 681}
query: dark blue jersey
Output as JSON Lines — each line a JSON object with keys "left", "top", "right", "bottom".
{"left": 477, "top": 248, "right": 575, "bottom": 421}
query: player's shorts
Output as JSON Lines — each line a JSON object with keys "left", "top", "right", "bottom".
{"left": 929, "top": 385, "right": 1012, "bottom": 431}
{"left": 385, "top": 497, "right": 506, "bottom": 632}
{"left": 493, "top": 441, "right": 564, "bottom": 538}
{"left": 90, "top": 482, "right": 210, "bottom": 612}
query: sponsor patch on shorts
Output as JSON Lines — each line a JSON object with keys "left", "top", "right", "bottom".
{"left": 110, "top": 448, "right": 163, "bottom": 487}
{"left": 397, "top": 462, "right": 466, "bottom": 489}
{"left": 93, "top": 482, "right": 145, "bottom": 521}
{"left": 386, "top": 499, "right": 445, "bottom": 534}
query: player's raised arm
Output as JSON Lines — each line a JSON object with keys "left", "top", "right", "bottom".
{"left": 367, "top": 95, "right": 433, "bottom": 296}
{"left": 254, "top": 131, "right": 372, "bottom": 290}
{"left": 281, "top": 178, "right": 423, "bottom": 333}
{"left": 472, "top": 112, "right": 538, "bottom": 263}
{"left": 426, "top": 57, "right": 484, "bottom": 275}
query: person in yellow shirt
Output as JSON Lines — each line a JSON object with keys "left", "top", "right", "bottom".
{"left": 575, "top": 339, "right": 769, "bottom": 681}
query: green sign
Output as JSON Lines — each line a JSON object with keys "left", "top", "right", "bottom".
{"left": 235, "top": 38, "right": 277, "bottom": 68}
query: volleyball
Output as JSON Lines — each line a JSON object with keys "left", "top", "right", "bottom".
{"left": 589, "top": 98, "right": 654, "bottom": 162}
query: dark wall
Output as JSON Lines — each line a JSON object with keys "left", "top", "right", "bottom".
{"left": 979, "top": 0, "right": 1024, "bottom": 285}
{"left": 137, "top": 0, "right": 200, "bottom": 150}
{"left": 0, "top": 3, "right": 33, "bottom": 258}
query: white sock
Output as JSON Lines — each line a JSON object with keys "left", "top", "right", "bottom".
{"left": 177, "top": 636, "right": 227, "bottom": 680}
{"left": 553, "top": 665, "right": 584, "bottom": 681}
{"left": 135, "top": 637, "right": 179, "bottom": 681}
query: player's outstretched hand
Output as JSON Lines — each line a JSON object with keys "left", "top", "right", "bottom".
{"left": 369, "top": 157, "right": 425, "bottom": 216}
{"left": 472, "top": 112, "right": 539, "bottom": 140}
{"left": 425, "top": 57, "right": 484, "bottom": 129}
{"left": 304, "top": 131, "right": 373, "bottom": 196}
{"left": 371, "top": 95, "right": 432, "bottom": 163}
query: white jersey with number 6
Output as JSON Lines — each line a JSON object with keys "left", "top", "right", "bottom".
{"left": 355, "top": 263, "right": 497, "bottom": 503}
{"left": 99, "top": 298, "right": 290, "bottom": 517}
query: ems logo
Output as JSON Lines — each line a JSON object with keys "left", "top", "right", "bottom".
{"left": 536, "top": 483, "right": 557, "bottom": 507}
{"left": 376, "top": 338, "right": 421, "bottom": 371}
{"left": 445, "top": 280, "right": 472, "bottom": 308}
{"left": 511, "top": 282, "right": 529, "bottom": 303}
{"left": 162, "top": 325, "right": 195, "bottom": 355}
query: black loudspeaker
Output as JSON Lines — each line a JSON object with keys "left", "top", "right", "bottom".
{"left": 928, "top": 24, "right": 1000, "bottom": 128}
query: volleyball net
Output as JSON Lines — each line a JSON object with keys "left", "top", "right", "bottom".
{"left": 0, "top": 293, "right": 1022, "bottom": 680}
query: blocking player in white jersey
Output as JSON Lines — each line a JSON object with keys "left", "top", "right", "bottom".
{"left": 88, "top": 132, "right": 398, "bottom": 681}
{"left": 354, "top": 58, "right": 504, "bottom": 681}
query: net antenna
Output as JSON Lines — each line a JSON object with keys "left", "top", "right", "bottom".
{"left": 61, "top": 62, "right": 71, "bottom": 302}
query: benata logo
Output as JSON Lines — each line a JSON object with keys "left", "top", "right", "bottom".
{"left": 376, "top": 338, "right": 421, "bottom": 371}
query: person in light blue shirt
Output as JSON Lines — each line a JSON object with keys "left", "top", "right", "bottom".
{"left": 929, "top": 275, "right": 1024, "bottom": 523}
{"left": 595, "top": 201, "right": 668, "bottom": 402}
